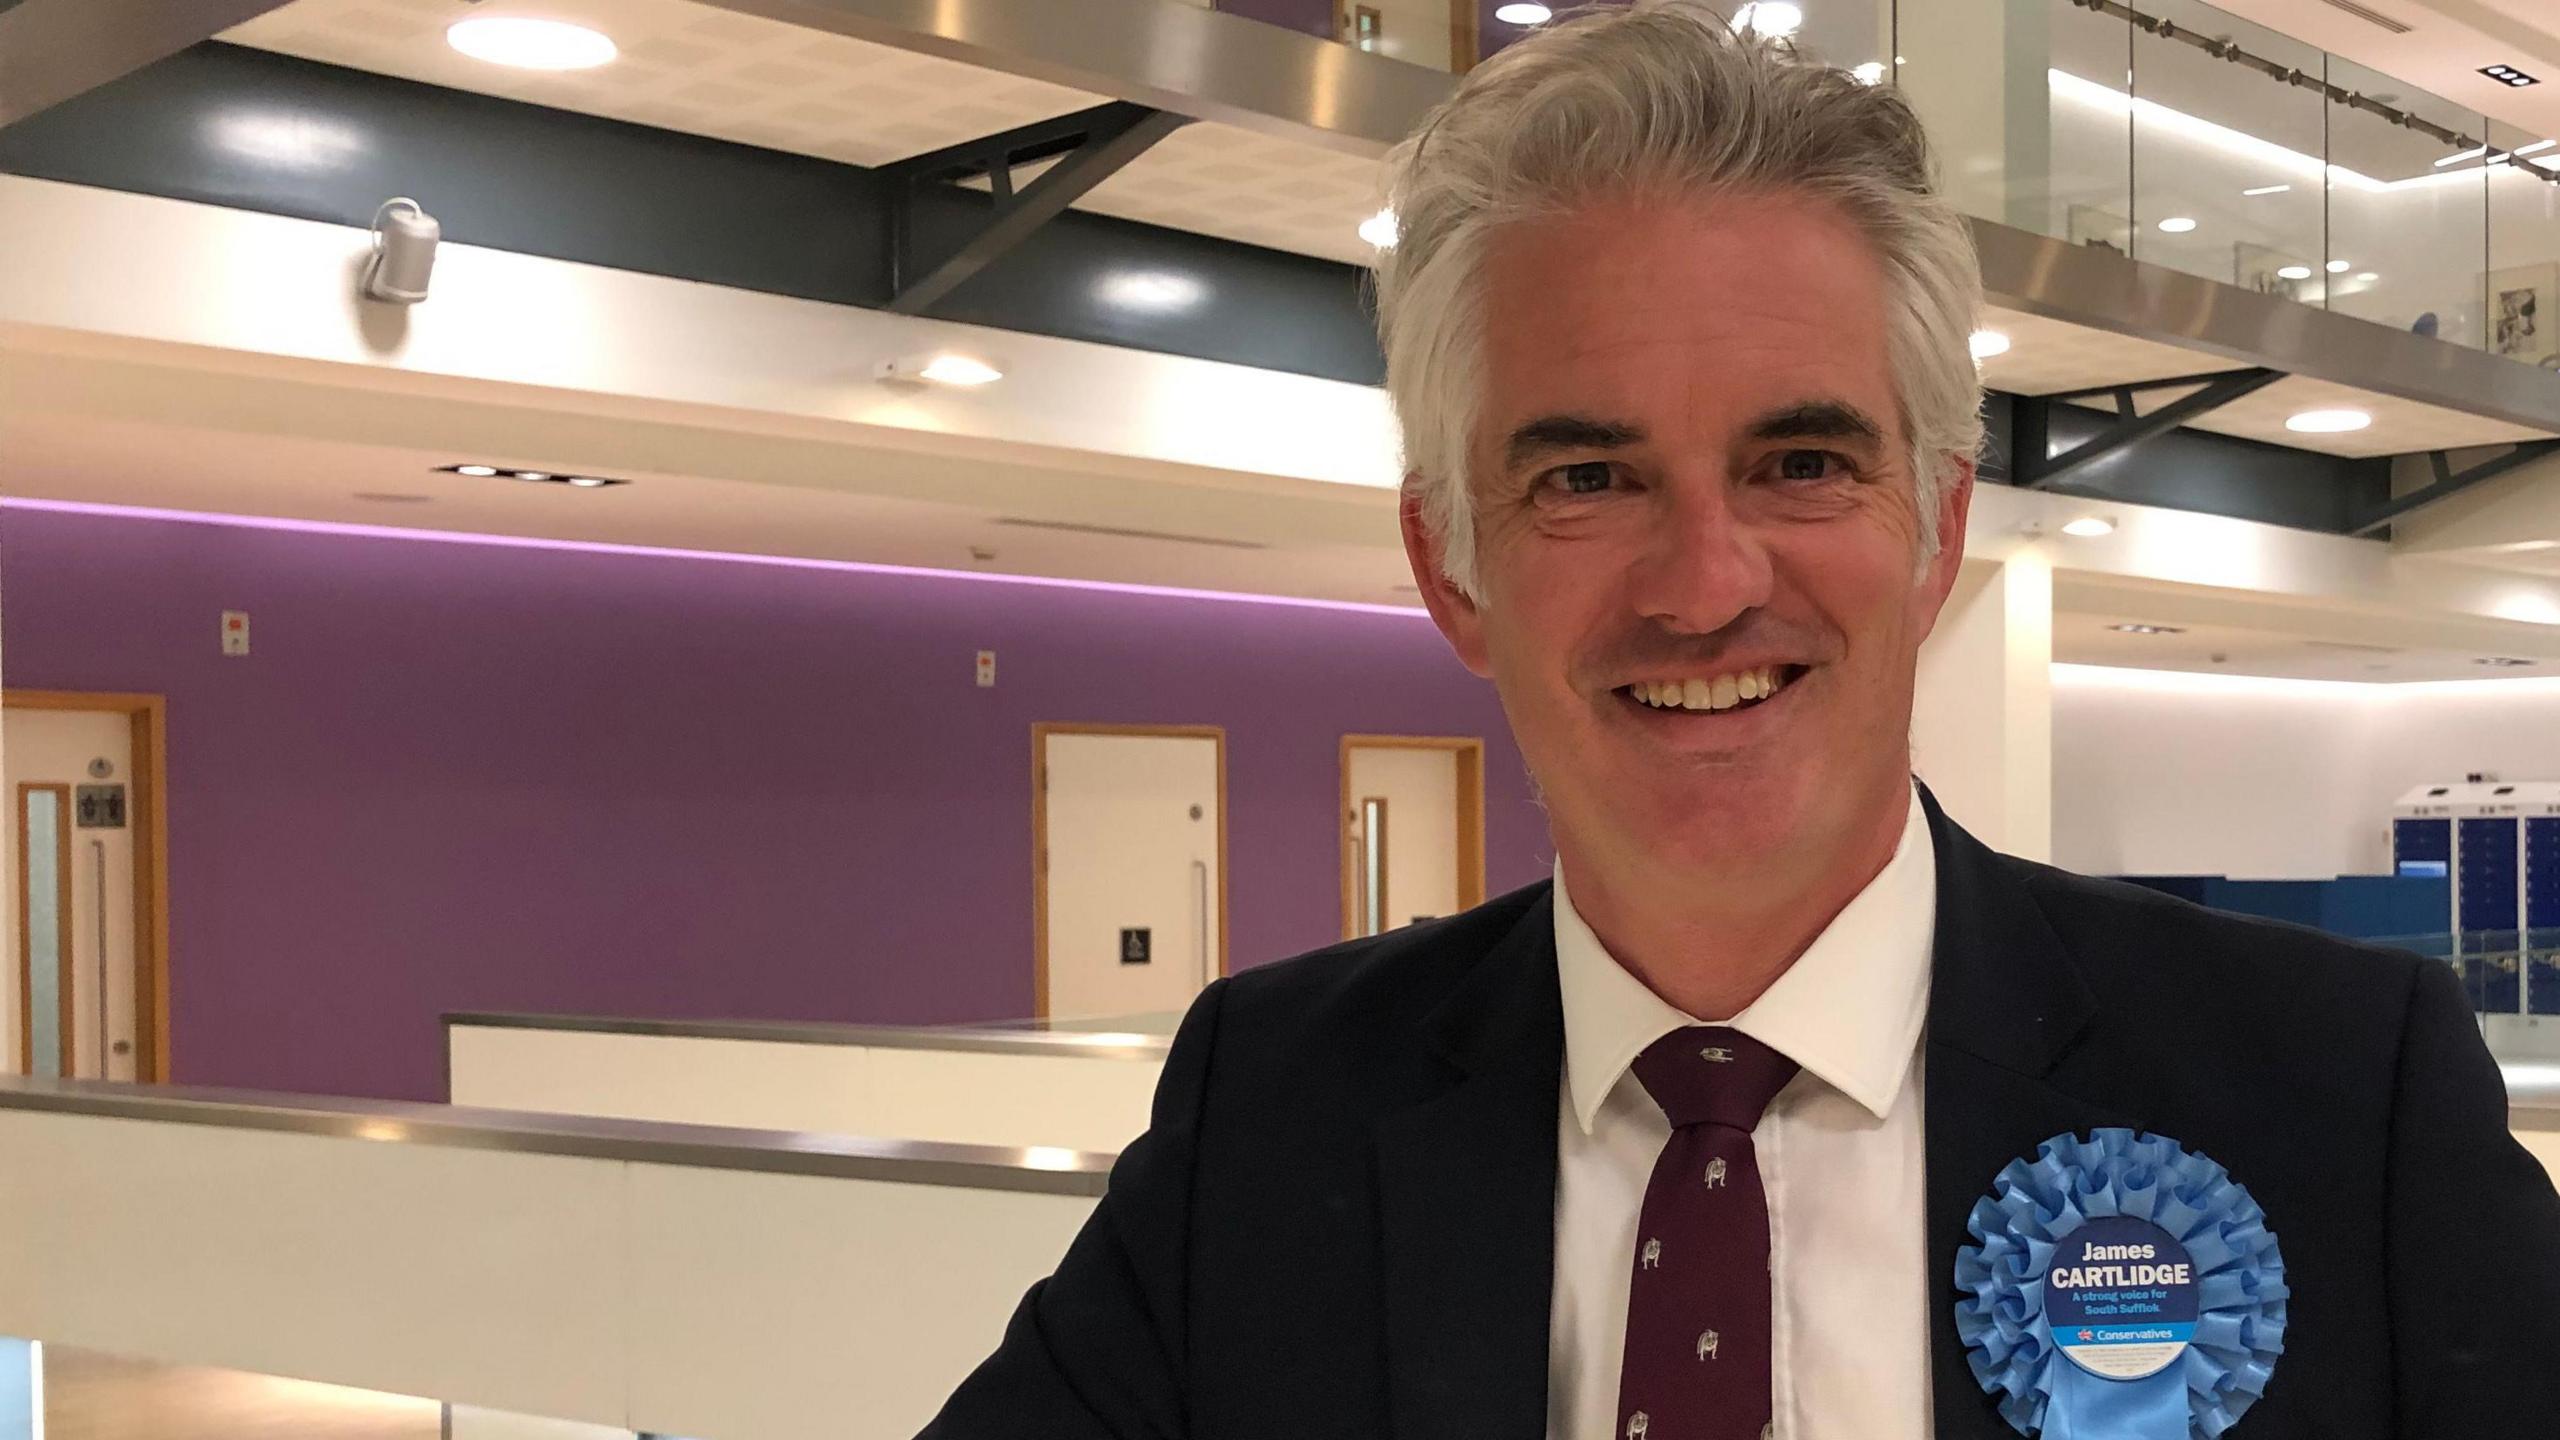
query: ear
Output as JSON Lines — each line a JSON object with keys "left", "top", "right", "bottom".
{"left": 1911, "top": 454, "right": 1976, "bottom": 639}
{"left": 1400, "top": 478, "right": 1496, "bottom": 679}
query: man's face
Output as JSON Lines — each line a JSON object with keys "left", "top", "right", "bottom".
{"left": 1406, "top": 190, "right": 1972, "bottom": 883}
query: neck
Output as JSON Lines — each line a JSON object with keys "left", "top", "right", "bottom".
{"left": 1560, "top": 785, "right": 1913, "bottom": 1021}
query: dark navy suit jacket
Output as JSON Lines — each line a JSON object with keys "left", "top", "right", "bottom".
{"left": 922, "top": 789, "right": 2560, "bottom": 1438}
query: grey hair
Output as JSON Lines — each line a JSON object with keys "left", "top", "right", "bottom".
{"left": 1373, "top": 0, "right": 1985, "bottom": 600}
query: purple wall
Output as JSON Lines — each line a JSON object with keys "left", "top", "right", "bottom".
{"left": 0, "top": 509, "right": 1549, "bottom": 1101}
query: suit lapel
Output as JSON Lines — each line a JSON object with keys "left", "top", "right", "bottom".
{"left": 1375, "top": 890, "right": 1563, "bottom": 1440}
{"left": 1918, "top": 792, "right": 2138, "bottom": 1439}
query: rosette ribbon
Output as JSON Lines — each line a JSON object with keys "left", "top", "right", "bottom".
{"left": 1953, "top": 1129, "right": 2287, "bottom": 1439}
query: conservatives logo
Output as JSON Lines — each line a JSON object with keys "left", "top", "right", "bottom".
{"left": 2078, "top": 1329, "right": 2096, "bottom": 1342}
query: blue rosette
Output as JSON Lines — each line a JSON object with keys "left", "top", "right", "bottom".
{"left": 1953, "top": 1129, "right": 2287, "bottom": 1440}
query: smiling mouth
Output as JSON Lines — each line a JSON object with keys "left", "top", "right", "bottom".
{"left": 1613, "top": 664, "right": 1810, "bottom": 715}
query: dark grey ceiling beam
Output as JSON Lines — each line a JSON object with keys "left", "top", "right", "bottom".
{"left": 0, "top": 0, "right": 293, "bottom": 127}
{"left": 2350, "top": 440, "right": 2560, "bottom": 537}
{"left": 2011, "top": 367, "right": 2284, "bottom": 490}
{"left": 884, "top": 100, "right": 1191, "bottom": 316}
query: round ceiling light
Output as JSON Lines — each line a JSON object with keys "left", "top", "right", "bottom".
{"left": 2285, "top": 408, "right": 2372, "bottom": 434}
{"left": 2156, "top": 216, "right": 2198, "bottom": 233}
{"left": 1852, "top": 61, "right": 1888, "bottom": 85}
{"left": 2325, "top": 259, "right": 2351, "bottom": 273}
{"left": 454, "top": 464, "right": 499, "bottom": 477}
{"left": 2275, "top": 264, "right": 2314, "bottom": 281}
{"left": 2062, "top": 516, "right": 2118, "bottom": 538}
{"left": 446, "top": 17, "right": 618, "bottom": 71}
{"left": 1494, "top": 3, "right": 1553, "bottom": 24}
{"left": 1734, "top": 2, "right": 1803, "bottom": 38}
{"left": 1359, "top": 207, "right": 1399, "bottom": 249}
{"left": 1968, "top": 329, "right": 2011, "bottom": 361}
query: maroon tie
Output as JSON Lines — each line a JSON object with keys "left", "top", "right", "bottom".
{"left": 1612, "top": 1027, "right": 1800, "bottom": 1440}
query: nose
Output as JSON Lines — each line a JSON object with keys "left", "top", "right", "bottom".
{"left": 1625, "top": 475, "right": 1775, "bottom": 636}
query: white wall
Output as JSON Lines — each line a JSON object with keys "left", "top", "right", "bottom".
{"left": 2052, "top": 667, "right": 2560, "bottom": 880}
{"left": 448, "top": 1025, "right": 1162, "bottom": 1155}
{"left": 0, "top": 1105, "right": 1093, "bottom": 1440}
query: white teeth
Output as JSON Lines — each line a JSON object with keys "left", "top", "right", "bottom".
{"left": 1628, "top": 666, "right": 1796, "bottom": 712}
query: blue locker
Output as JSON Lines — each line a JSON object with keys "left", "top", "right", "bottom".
{"left": 2392, "top": 817, "right": 2451, "bottom": 876}
{"left": 2460, "top": 816, "right": 2522, "bottom": 1015}
{"left": 2529, "top": 817, "right": 2560, "bottom": 1015}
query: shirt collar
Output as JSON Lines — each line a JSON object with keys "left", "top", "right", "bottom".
{"left": 1553, "top": 784, "right": 1938, "bottom": 1134}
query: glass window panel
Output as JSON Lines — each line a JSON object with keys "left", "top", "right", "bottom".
{"left": 2128, "top": 0, "right": 2325, "bottom": 295}
{"left": 1780, "top": 0, "right": 1891, "bottom": 75}
{"left": 2326, "top": 55, "right": 2487, "bottom": 348}
{"left": 1902, "top": 0, "right": 2133, "bottom": 247}
{"left": 2487, "top": 116, "right": 2560, "bottom": 372}
{"left": 23, "top": 790, "right": 63, "bottom": 1079}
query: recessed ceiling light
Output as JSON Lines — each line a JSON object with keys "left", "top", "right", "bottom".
{"left": 2325, "top": 259, "right": 2350, "bottom": 273}
{"left": 2156, "top": 216, "right": 2198, "bottom": 233}
{"left": 2285, "top": 408, "right": 2372, "bottom": 434}
{"left": 881, "top": 353, "right": 1004, "bottom": 387}
{"left": 1968, "top": 329, "right": 2011, "bottom": 361}
{"left": 2434, "top": 145, "right": 2489, "bottom": 168}
{"left": 2240, "top": 184, "right": 2291, "bottom": 196}
{"left": 445, "top": 17, "right": 618, "bottom": 71}
{"left": 438, "top": 464, "right": 627, "bottom": 489}
{"left": 2480, "top": 64, "right": 2541, "bottom": 87}
{"left": 2355, "top": 271, "right": 2379, "bottom": 283}
{"left": 2476, "top": 656, "right": 2537, "bottom": 666}
{"left": 1734, "top": 2, "right": 1802, "bottom": 38}
{"left": 1096, "top": 270, "right": 1206, "bottom": 313}
{"left": 2062, "top": 516, "right": 2118, "bottom": 538}
{"left": 1494, "top": 2, "right": 1552, "bottom": 24}
{"left": 2110, "top": 623, "right": 2185, "bottom": 635}
{"left": 1359, "top": 207, "right": 1399, "bottom": 249}
{"left": 1852, "top": 61, "right": 1887, "bottom": 85}
{"left": 2519, "top": 140, "right": 2558, "bottom": 156}
{"left": 2276, "top": 264, "right": 2314, "bottom": 280}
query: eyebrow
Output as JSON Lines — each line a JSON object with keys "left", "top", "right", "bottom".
{"left": 1503, "top": 415, "right": 1646, "bottom": 470}
{"left": 1747, "top": 400, "right": 1887, "bottom": 447}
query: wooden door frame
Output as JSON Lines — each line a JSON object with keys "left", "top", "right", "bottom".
{"left": 1339, "top": 734, "right": 1486, "bottom": 940}
{"left": 1031, "top": 722, "right": 1231, "bottom": 1020}
{"left": 6, "top": 691, "right": 171, "bottom": 1081}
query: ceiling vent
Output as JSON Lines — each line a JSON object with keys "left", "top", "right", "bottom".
{"left": 993, "top": 517, "right": 1268, "bottom": 550}
{"left": 2316, "top": 0, "right": 2414, "bottom": 35}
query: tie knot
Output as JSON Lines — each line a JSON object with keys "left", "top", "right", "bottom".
{"left": 1630, "top": 1027, "right": 1798, "bottom": 1131}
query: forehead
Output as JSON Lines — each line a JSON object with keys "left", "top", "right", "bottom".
{"left": 1474, "top": 190, "right": 1897, "bottom": 440}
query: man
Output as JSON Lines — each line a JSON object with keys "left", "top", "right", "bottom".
{"left": 922, "top": 5, "right": 2560, "bottom": 1437}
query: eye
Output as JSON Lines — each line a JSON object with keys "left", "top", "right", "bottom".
{"left": 1773, "top": 449, "right": 1852, "bottom": 482}
{"left": 1541, "top": 460, "right": 1619, "bottom": 496}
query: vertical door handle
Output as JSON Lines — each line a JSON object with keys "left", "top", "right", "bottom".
{"left": 1192, "top": 858, "right": 1210, "bottom": 984}
{"left": 91, "top": 840, "right": 108, "bottom": 1081}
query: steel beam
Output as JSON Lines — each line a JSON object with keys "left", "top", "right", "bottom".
{"left": 0, "top": 0, "right": 294, "bottom": 127}
{"left": 2011, "top": 368, "right": 2283, "bottom": 490}
{"left": 883, "top": 100, "right": 1190, "bottom": 315}
{"left": 2350, "top": 440, "right": 2560, "bottom": 537}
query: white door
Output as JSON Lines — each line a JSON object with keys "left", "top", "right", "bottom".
{"left": 1345, "top": 742, "right": 1465, "bottom": 937}
{"left": 1041, "top": 730, "right": 1222, "bottom": 1022}
{"left": 2, "top": 707, "right": 140, "bottom": 1080}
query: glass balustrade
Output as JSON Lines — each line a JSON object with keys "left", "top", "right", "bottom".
{"left": 1199, "top": 0, "right": 2558, "bottom": 365}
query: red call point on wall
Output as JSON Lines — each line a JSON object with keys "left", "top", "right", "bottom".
{"left": 221, "top": 610, "right": 250, "bottom": 656}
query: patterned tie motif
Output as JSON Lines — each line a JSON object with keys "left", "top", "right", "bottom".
{"left": 1612, "top": 1027, "right": 1800, "bottom": 1440}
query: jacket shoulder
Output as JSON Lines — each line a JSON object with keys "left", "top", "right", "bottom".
{"left": 1214, "top": 880, "right": 1551, "bottom": 1046}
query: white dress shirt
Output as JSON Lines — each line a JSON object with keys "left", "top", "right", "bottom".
{"left": 1546, "top": 788, "right": 1938, "bottom": 1440}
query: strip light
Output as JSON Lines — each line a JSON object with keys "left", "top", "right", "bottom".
{"left": 0, "top": 498, "right": 1434, "bottom": 618}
